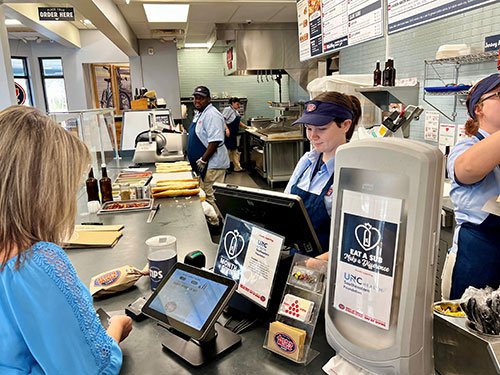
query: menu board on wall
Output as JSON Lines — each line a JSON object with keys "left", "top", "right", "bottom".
{"left": 388, "top": 0, "right": 497, "bottom": 34}
{"left": 297, "top": 0, "right": 383, "bottom": 62}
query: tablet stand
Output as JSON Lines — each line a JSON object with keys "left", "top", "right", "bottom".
{"left": 160, "top": 322, "right": 241, "bottom": 367}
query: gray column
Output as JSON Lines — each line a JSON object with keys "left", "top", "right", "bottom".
{"left": 0, "top": 7, "right": 16, "bottom": 109}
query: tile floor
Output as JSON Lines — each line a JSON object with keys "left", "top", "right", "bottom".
{"left": 224, "top": 169, "right": 287, "bottom": 193}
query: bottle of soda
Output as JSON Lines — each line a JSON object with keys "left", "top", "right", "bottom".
{"left": 373, "top": 60, "right": 382, "bottom": 86}
{"left": 99, "top": 165, "right": 113, "bottom": 203}
{"left": 86, "top": 168, "right": 100, "bottom": 202}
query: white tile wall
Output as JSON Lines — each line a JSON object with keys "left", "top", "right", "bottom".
{"left": 177, "top": 49, "right": 277, "bottom": 119}
{"left": 339, "top": 3, "right": 500, "bottom": 141}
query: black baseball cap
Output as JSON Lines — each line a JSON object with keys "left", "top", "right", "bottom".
{"left": 192, "top": 86, "right": 210, "bottom": 97}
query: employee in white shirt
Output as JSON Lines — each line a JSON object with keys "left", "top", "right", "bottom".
{"left": 285, "top": 92, "right": 362, "bottom": 257}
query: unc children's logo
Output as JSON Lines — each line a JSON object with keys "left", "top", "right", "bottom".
{"left": 306, "top": 103, "right": 316, "bottom": 112}
{"left": 94, "top": 270, "right": 121, "bottom": 286}
{"left": 223, "top": 229, "right": 245, "bottom": 260}
{"left": 274, "top": 332, "right": 296, "bottom": 353}
{"left": 355, "top": 223, "right": 381, "bottom": 251}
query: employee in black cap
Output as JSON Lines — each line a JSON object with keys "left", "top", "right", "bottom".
{"left": 441, "top": 73, "right": 500, "bottom": 299}
{"left": 187, "top": 86, "right": 230, "bottom": 208}
{"left": 222, "top": 97, "right": 247, "bottom": 172}
{"left": 285, "top": 92, "right": 362, "bottom": 258}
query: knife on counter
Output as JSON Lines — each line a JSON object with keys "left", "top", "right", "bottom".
{"left": 147, "top": 203, "right": 160, "bottom": 223}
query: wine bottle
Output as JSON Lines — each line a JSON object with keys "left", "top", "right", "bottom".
{"left": 373, "top": 60, "right": 381, "bottom": 86}
{"left": 389, "top": 59, "right": 396, "bottom": 86}
{"left": 99, "top": 165, "right": 113, "bottom": 203}
{"left": 382, "top": 60, "right": 391, "bottom": 86}
{"left": 86, "top": 168, "right": 100, "bottom": 202}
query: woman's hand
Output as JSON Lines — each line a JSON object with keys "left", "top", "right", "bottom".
{"left": 107, "top": 315, "right": 133, "bottom": 343}
{"left": 225, "top": 126, "right": 230, "bottom": 137}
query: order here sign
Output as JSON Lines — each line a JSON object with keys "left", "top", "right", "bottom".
{"left": 38, "top": 7, "right": 75, "bottom": 21}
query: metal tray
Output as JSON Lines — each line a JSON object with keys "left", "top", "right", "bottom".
{"left": 97, "top": 199, "right": 153, "bottom": 214}
{"left": 433, "top": 300, "right": 466, "bottom": 318}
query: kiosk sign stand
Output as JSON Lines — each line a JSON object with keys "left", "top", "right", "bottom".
{"left": 325, "top": 139, "right": 443, "bottom": 374}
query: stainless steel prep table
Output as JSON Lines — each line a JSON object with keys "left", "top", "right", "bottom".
{"left": 245, "top": 128, "right": 306, "bottom": 188}
{"left": 69, "top": 194, "right": 335, "bottom": 374}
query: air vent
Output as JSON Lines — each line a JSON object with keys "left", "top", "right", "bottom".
{"left": 151, "top": 29, "right": 185, "bottom": 38}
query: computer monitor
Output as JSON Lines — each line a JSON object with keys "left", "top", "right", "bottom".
{"left": 213, "top": 183, "right": 323, "bottom": 256}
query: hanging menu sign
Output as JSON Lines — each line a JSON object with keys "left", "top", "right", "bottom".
{"left": 38, "top": 7, "right": 75, "bottom": 21}
{"left": 297, "top": 0, "right": 383, "bottom": 62}
{"left": 388, "top": 0, "right": 496, "bottom": 34}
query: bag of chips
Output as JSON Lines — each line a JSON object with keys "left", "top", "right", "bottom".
{"left": 90, "top": 265, "right": 148, "bottom": 298}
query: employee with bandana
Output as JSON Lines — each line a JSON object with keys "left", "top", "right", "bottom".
{"left": 441, "top": 73, "right": 500, "bottom": 300}
{"left": 285, "top": 92, "right": 362, "bottom": 258}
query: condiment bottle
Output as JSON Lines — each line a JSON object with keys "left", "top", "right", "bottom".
{"left": 373, "top": 60, "right": 381, "bottom": 86}
{"left": 86, "top": 168, "right": 100, "bottom": 202}
{"left": 99, "top": 165, "right": 113, "bottom": 203}
{"left": 119, "top": 183, "right": 131, "bottom": 201}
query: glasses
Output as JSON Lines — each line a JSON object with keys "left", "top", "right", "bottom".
{"left": 478, "top": 91, "right": 500, "bottom": 105}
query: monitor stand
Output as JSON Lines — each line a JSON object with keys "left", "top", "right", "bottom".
{"left": 160, "top": 322, "right": 241, "bottom": 367}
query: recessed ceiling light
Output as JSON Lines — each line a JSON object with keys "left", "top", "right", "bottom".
{"left": 5, "top": 19, "right": 22, "bottom": 26}
{"left": 143, "top": 4, "right": 189, "bottom": 23}
{"left": 184, "top": 43, "right": 209, "bottom": 49}
{"left": 82, "top": 19, "right": 93, "bottom": 26}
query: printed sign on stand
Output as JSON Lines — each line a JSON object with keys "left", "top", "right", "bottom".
{"left": 214, "top": 215, "right": 283, "bottom": 309}
{"left": 333, "top": 190, "right": 402, "bottom": 330}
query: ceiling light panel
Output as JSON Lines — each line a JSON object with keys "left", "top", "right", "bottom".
{"left": 5, "top": 19, "right": 22, "bottom": 26}
{"left": 143, "top": 4, "right": 189, "bottom": 23}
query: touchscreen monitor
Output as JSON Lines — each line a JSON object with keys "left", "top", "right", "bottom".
{"left": 142, "top": 263, "right": 236, "bottom": 341}
{"left": 213, "top": 182, "right": 323, "bottom": 255}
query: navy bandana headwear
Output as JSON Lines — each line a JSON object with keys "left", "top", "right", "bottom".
{"left": 467, "top": 73, "right": 500, "bottom": 119}
{"left": 292, "top": 100, "right": 354, "bottom": 126}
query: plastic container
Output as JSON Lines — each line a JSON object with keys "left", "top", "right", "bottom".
{"left": 119, "top": 183, "right": 131, "bottom": 200}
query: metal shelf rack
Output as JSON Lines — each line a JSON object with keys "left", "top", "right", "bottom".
{"left": 423, "top": 51, "right": 497, "bottom": 121}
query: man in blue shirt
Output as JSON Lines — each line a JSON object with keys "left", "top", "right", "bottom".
{"left": 187, "top": 86, "right": 230, "bottom": 208}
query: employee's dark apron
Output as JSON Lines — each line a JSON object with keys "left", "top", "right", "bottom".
{"left": 187, "top": 115, "right": 208, "bottom": 179}
{"left": 450, "top": 131, "right": 500, "bottom": 299}
{"left": 290, "top": 159, "right": 334, "bottom": 255}
{"left": 225, "top": 114, "right": 240, "bottom": 151}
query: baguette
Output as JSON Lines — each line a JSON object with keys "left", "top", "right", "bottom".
{"left": 151, "top": 182, "right": 199, "bottom": 193}
{"left": 152, "top": 188, "right": 200, "bottom": 198}
{"left": 155, "top": 166, "right": 192, "bottom": 173}
{"left": 156, "top": 178, "right": 198, "bottom": 185}
{"left": 155, "top": 161, "right": 190, "bottom": 167}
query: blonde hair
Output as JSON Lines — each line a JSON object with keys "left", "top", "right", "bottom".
{"left": 0, "top": 106, "right": 90, "bottom": 269}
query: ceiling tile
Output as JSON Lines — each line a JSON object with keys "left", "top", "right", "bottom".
{"left": 188, "top": 3, "right": 239, "bottom": 23}
{"left": 230, "top": 4, "right": 286, "bottom": 23}
{"left": 268, "top": 4, "right": 297, "bottom": 22}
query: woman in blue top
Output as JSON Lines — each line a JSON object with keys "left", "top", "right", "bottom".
{"left": 285, "top": 92, "right": 362, "bottom": 258}
{"left": 442, "top": 73, "right": 500, "bottom": 300}
{"left": 0, "top": 106, "right": 132, "bottom": 374}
